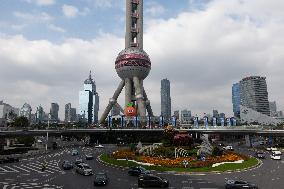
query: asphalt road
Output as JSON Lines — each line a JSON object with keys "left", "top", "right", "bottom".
{"left": 0, "top": 144, "right": 283, "bottom": 189}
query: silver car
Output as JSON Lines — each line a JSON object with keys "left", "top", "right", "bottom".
{"left": 75, "top": 163, "right": 93, "bottom": 176}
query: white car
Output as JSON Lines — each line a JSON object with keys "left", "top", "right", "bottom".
{"left": 223, "top": 146, "right": 234, "bottom": 151}
{"left": 271, "top": 153, "right": 281, "bottom": 160}
{"left": 266, "top": 147, "right": 277, "bottom": 151}
{"left": 272, "top": 150, "right": 282, "bottom": 155}
{"left": 95, "top": 144, "right": 104, "bottom": 148}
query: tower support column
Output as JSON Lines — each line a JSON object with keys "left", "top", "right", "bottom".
{"left": 99, "top": 80, "right": 125, "bottom": 124}
{"left": 125, "top": 78, "right": 132, "bottom": 108}
{"left": 133, "top": 76, "right": 146, "bottom": 118}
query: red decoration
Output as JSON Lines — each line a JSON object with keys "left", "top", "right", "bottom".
{"left": 125, "top": 106, "right": 136, "bottom": 117}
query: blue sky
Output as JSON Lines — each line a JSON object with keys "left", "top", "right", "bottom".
{"left": 0, "top": 0, "right": 284, "bottom": 119}
{"left": 0, "top": 0, "right": 197, "bottom": 41}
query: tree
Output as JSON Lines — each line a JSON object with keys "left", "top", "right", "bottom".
{"left": 12, "top": 116, "right": 29, "bottom": 128}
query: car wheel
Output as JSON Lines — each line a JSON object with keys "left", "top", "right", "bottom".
{"left": 161, "top": 183, "right": 168, "bottom": 188}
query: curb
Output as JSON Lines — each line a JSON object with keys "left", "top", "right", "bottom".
{"left": 97, "top": 154, "right": 262, "bottom": 176}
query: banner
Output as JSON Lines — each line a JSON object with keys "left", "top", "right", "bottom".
{"left": 171, "top": 116, "right": 176, "bottom": 127}
{"left": 203, "top": 116, "right": 208, "bottom": 129}
{"left": 159, "top": 116, "right": 164, "bottom": 127}
{"left": 232, "top": 118, "right": 237, "bottom": 126}
{"left": 121, "top": 115, "right": 125, "bottom": 127}
{"left": 108, "top": 115, "right": 112, "bottom": 127}
{"left": 212, "top": 117, "right": 217, "bottom": 127}
{"left": 226, "top": 118, "right": 231, "bottom": 126}
{"left": 193, "top": 117, "right": 199, "bottom": 128}
{"left": 220, "top": 117, "right": 224, "bottom": 127}
{"left": 147, "top": 116, "right": 151, "bottom": 128}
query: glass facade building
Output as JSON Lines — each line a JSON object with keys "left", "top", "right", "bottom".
{"left": 79, "top": 71, "right": 99, "bottom": 124}
{"left": 232, "top": 83, "right": 241, "bottom": 117}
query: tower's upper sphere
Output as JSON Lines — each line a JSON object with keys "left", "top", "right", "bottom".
{"left": 115, "top": 47, "right": 151, "bottom": 80}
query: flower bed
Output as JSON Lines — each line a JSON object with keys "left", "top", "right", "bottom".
{"left": 111, "top": 150, "right": 248, "bottom": 168}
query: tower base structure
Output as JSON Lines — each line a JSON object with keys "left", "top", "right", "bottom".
{"left": 99, "top": 77, "right": 153, "bottom": 125}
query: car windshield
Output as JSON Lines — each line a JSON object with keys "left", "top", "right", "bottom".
{"left": 83, "top": 165, "right": 91, "bottom": 169}
{"left": 96, "top": 174, "right": 106, "bottom": 179}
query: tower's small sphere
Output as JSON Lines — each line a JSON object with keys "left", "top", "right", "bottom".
{"left": 115, "top": 47, "right": 151, "bottom": 79}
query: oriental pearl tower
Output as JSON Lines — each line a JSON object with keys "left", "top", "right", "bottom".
{"left": 99, "top": 0, "right": 153, "bottom": 124}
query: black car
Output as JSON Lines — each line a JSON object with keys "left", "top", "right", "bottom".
{"left": 94, "top": 172, "right": 109, "bottom": 186}
{"left": 225, "top": 180, "right": 258, "bottom": 189}
{"left": 128, "top": 166, "right": 151, "bottom": 176}
{"left": 75, "top": 159, "right": 83, "bottom": 166}
{"left": 138, "top": 174, "right": 169, "bottom": 188}
{"left": 62, "top": 160, "right": 73, "bottom": 170}
{"left": 255, "top": 151, "right": 265, "bottom": 159}
{"left": 85, "top": 154, "right": 94, "bottom": 160}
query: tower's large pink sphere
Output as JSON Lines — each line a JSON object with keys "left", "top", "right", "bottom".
{"left": 115, "top": 47, "right": 151, "bottom": 80}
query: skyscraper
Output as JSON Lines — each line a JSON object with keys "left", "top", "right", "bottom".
{"left": 240, "top": 76, "right": 270, "bottom": 116}
{"left": 36, "top": 105, "right": 44, "bottom": 123}
{"left": 161, "top": 78, "right": 171, "bottom": 122}
{"left": 232, "top": 83, "right": 241, "bottom": 117}
{"left": 79, "top": 71, "right": 99, "bottom": 124}
{"left": 65, "top": 103, "right": 72, "bottom": 122}
{"left": 50, "top": 103, "right": 59, "bottom": 121}
{"left": 269, "top": 101, "right": 277, "bottom": 117}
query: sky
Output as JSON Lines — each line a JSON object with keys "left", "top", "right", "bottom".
{"left": 0, "top": 0, "right": 284, "bottom": 120}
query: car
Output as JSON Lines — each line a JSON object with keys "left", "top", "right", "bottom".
{"left": 61, "top": 160, "right": 73, "bottom": 170}
{"left": 255, "top": 151, "right": 265, "bottom": 159}
{"left": 225, "top": 179, "right": 258, "bottom": 189}
{"left": 271, "top": 153, "right": 281, "bottom": 160}
{"left": 85, "top": 154, "right": 94, "bottom": 160}
{"left": 94, "top": 172, "right": 109, "bottom": 186}
{"left": 74, "top": 158, "right": 83, "bottom": 166}
{"left": 266, "top": 147, "right": 277, "bottom": 151}
{"left": 223, "top": 145, "right": 234, "bottom": 151}
{"left": 71, "top": 149, "right": 79, "bottom": 156}
{"left": 95, "top": 144, "right": 104, "bottom": 148}
{"left": 271, "top": 150, "right": 282, "bottom": 155}
{"left": 128, "top": 166, "right": 151, "bottom": 176}
{"left": 75, "top": 163, "right": 93, "bottom": 176}
{"left": 138, "top": 174, "right": 169, "bottom": 188}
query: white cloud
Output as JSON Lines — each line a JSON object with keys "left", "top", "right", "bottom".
{"left": 13, "top": 11, "right": 53, "bottom": 23}
{"left": 146, "top": 2, "right": 166, "bottom": 16}
{"left": 21, "top": 0, "right": 55, "bottom": 6}
{"left": 1, "top": 0, "right": 284, "bottom": 119}
{"left": 62, "top": 4, "right": 79, "bottom": 18}
{"left": 47, "top": 24, "right": 66, "bottom": 33}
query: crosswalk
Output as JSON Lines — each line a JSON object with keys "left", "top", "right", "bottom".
{"left": 0, "top": 182, "right": 63, "bottom": 189}
{"left": 0, "top": 160, "right": 62, "bottom": 174}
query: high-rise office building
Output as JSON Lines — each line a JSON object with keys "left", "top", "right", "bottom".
{"left": 50, "top": 103, "right": 59, "bottom": 121}
{"left": 111, "top": 103, "right": 121, "bottom": 116}
{"left": 180, "top": 109, "right": 191, "bottom": 124}
{"left": 240, "top": 76, "right": 270, "bottom": 116}
{"left": 173, "top": 110, "right": 179, "bottom": 120}
{"left": 36, "top": 105, "right": 44, "bottom": 123}
{"left": 161, "top": 78, "right": 171, "bottom": 122}
{"left": 65, "top": 103, "right": 72, "bottom": 122}
{"left": 79, "top": 71, "right": 99, "bottom": 124}
{"left": 20, "top": 103, "right": 32, "bottom": 122}
{"left": 0, "top": 101, "right": 19, "bottom": 126}
{"left": 213, "top": 109, "right": 219, "bottom": 118}
{"left": 70, "top": 108, "right": 77, "bottom": 122}
{"left": 269, "top": 101, "right": 277, "bottom": 117}
{"left": 232, "top": 83, "right": 241, "bottom": 117}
